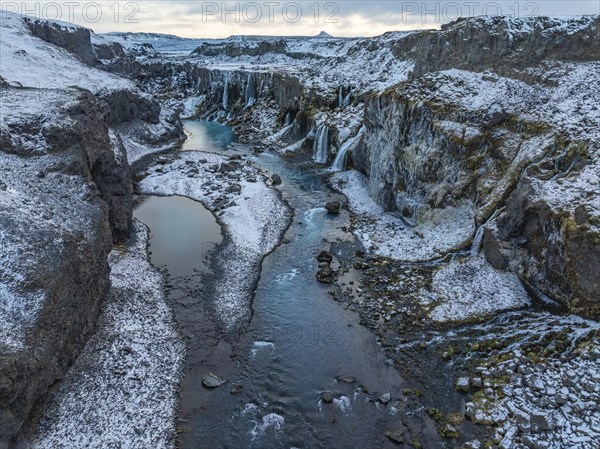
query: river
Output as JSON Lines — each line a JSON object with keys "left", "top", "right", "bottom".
{"left": 133, "top": 121, "right": 439, "bottom": 448}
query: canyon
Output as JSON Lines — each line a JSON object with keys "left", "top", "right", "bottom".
{"left": 0, "top": 11, "right": 599, "bottom": 449}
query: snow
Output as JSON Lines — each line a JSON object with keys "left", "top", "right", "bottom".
{"left": 33, "top": 221, "right": 185, "bottom": 449}
{"left": 138, "top": 151, "right": 291, "bottom": 330}
{"left": 332, "top": 170, "right": 474, "bottom": 261}
{"left": 419, "top": 256, "right": 530, "bottom": 323}
{"left": 0, "top": 12, "right": 132, "bottom": 92}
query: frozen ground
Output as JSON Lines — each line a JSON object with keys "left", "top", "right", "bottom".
{"left": 0, "top": 12, "right": 131, "bottom": 93}
{"left": 33, "top": 221, "right": 185, "bottom": 449}
{"left": 418, "top": 256, "right": 530, "bottom": 323}
{"left": 331, "top": 170, "right": 474, "bottom": 261}
{"left": 138, "top": 151, "right": 292, "bottom": 330}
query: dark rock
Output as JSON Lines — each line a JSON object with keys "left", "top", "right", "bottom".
{"left": 322, "top": 392, "right": 333, "bottom": 403}
{"left": 226, "top": 184, "right": 242, "bottom": 194}
{"left": 230, "top": 384, "right": 243, "bottom": 394}
{"left": 0, "top": 88, "right": 124, "bottom": 444}
{"left": 335, "top": 376, "right": 356, "bottom": 384}
{"left": 271, "top": 174, "right": 282, "bottom": 186}
{"left": 219, "top": 162, "right": 237, "bottom": 173}
{"left": 316, "top": 250, "right": 333, "bottom": 263}
{"left": 317, "top": 265, "right": 335, "bottom": 283}
{"left": 25, "top": 17, "right": 98, "bottom": 65}
{"left": 325, "top": 201, "right": 341, "bottom": 214}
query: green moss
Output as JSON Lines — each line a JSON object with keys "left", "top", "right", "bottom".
{"left": 426, "top": 407, "right": 443, "bottom": 421}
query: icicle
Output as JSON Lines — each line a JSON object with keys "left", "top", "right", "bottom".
{"left": 222, "top": 72, "right": 230, "bottom": 110}
{"left": 338, "top": 86, "right": 343, "bottom": 108}
{"left": 331, "top": 126, "right": 365, "bottom": 172}
{"left": 313, "top": 124, "right": 329, "bottom": 164}
{"left": 471, "top": 225, "right": 485, "bottom": 256}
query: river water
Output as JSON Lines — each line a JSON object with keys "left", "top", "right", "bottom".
{"left": 134, "top": 121, "right": 441, "bottom": 449}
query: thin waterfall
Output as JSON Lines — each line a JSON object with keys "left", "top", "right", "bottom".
{"left": 343, "top": 89, "right": 352, "bottom": 107}
{"left": 471, "top": 225, "right": 485, "bottom": 256}
{"left": 284, "top": 112, "right": 293, "bottom": 126}
{"left": 338, "top": 86, "right": 343, "bottom": 108}
{"left": 313, "top": 124, "right": 329, "bottom": 164}
{"left": 244, "top": 73, "right": 256, "bottom": 108}
{"left": 331, "top": 126, "right": 365, "bottom": 171}
{"left": 470, "top": 206, "right": 505, "bottom": 256}
{"left": 222, "top": 72, "right": 230, "bottom": 110}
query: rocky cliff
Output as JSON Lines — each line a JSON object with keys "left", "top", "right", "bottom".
{"left": 0, "top": 14, "right": 188, "bottom": 445}
{"left": 0, "top": 87, "right": 132, "bottom": 445}
{"left": 105, "top": 15, "right": 599, "bottom": 317}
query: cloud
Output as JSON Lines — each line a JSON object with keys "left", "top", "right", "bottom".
{"left": 6, "top": 1, "right": 599, "bottom": 37}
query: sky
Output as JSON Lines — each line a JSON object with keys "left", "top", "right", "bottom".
{"left": 1, "top": 1, "right": 599, "bottom": 38}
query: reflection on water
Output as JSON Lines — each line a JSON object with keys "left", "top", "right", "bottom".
{"left": 133, "top": 195, "right": 222, "bottom": 275}
{"left": 182, "top": 120, "right": 236, "bottom": 152}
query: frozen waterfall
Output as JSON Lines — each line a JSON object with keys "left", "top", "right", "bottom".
{"left": 222, "top": 72, "right": 230, "bottom": 110}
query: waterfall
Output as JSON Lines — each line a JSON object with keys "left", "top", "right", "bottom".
{"left": 471, "top": 225, "right": 485, "bottom": 256}
{"left": 343, "top": 89, "right": 352, "bottom": 107}
{"left": 284, "top": 112, "right": 293, "bottom": 126}
{"left": 338, "top": 86, "right": 343, "bottom": 108}
{"left": 222, "top": 72, "right": 230, "bottom": 110}
{"left": 313, "top": 124, "right": 329, "bottom": 164}
{"left": 331, "top": 126, "right": 365, "bottom": 172}
{"left": 244, "top": 73, "right": 256, "bottom": 108}
{"left": 470, "top": 206, "right": 505, "bottom": 256}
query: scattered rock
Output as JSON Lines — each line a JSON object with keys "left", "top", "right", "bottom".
{"left": 226, "top": 184, "right": 242, "bottom": 194}
{"left": 443, "top": 424, "right": 459, "bottom": 439}
{"left": 316, "top": 250, "right": 333, "bottom": 263}
{"left": 456, "top": 377, "right": 470, "bottom": 392}
{"left": 335, "top": 375, "right": 355, "bottom": 384}
{"left": 322, "top": 392, "right": 333, "bottom": 403}
{"left": 230, "top": 384, "right": 243, "bottom": 394}
{"left": 317, "top": 265, "right": 335, "bottom": 283}
{"left": 202, "top": 372, "right": 226, "bottom": 388}
{"left": 380, "top": 392, "right": 391, "bottom": 404}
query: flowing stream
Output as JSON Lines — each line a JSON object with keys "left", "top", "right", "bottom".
{"left": 133, "top": 121, "right": 438, "bottom": 449}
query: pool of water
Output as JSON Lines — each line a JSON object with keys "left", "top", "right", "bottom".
{"left": 182, "top": 120, "right": 236, "bottom": 152}
{"left": 134, "top": 195, "right": 222, "bottom": 275}
{"left": 135, "top": 123, "right": 441, "bottom": 449}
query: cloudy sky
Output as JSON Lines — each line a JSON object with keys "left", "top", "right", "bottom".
{"left": 4, "top": 1, "right": 599, "bottom": 37}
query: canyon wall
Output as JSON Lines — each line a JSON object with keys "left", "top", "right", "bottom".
{"left": 0, "top": 88, "right": 132, "bottom": 445}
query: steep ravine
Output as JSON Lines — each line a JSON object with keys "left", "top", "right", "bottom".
{"left": 1, "top": 11, "right": 599, "bottom": 449}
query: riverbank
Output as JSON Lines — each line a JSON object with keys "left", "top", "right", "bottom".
{"left": 31, "top": 222, "right": 185, "bottom": 449}
{"left": 137, "top": 150, "right": 292, "bottom": 332}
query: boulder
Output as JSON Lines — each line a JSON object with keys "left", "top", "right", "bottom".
{"left": 325, "top": 201, "right": 341, "bottom": 214}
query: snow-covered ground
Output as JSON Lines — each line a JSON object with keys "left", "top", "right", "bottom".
{"left": 33, "top": 221, "right": 185, "bottom": 449}
{"left": 138, "top": 151, "right": 292, "bottom": 330}
{"left": 331, "top": 170, "right": 474, "bottom": 261}
{"left": 0, "top": 12, "right": 131, "bottom": 93}
{"left": 419, "top": 257, "right": 530, "bottom": 323}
